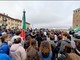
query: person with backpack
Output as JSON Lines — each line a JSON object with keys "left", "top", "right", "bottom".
{"left": 58, "top": 32, "right": 71, "bottom": 60}
{"left": 59, "top": 32, "right": 71, "bottom": 54}
{"left": 10, "top": 37, "right": 26, "bottom": 60}
{"left": 74, "top": 41, "right": 80, "bottom": 56}
{"left": 39, "top": 41, "right": 52, "bottom": 60}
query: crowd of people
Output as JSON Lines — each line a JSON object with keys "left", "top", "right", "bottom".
{"left": 0, "top": 28, "right": 80, "bottom": 60}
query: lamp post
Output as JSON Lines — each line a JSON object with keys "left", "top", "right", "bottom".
{"left": 1, "top": 16, "right": 7, "bottom": 30}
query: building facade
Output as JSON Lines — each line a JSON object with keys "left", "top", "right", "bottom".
{"left": 73, "top": 8, "right": 80, "bottom": 28}
{"left": 0, "top": 13, "right": 30, "bottom": 29}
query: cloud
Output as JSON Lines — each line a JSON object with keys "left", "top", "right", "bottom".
{"left": 0, "top": 1, "right": 80, "bottom": 28}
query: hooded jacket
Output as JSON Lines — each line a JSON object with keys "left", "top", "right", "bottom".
{"left": 10, "top": 43, "right": 26, "bottom": 60}
{"left": 0, "top": 42, "right": 10, "bottom": 55}
{"left": 59, "top": 39, "right": 71, "bottom": 53}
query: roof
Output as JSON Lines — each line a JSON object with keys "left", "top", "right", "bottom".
{"left": 0, "top": 13, "right": 30, "bottom": 25}
{"left": 73, "top": 8, "right": 80, "bottom": 12}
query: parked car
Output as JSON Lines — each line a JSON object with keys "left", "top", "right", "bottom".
{"left": 69, "top": 30, "right": 75, "bottom": 35}
{"left": 73, "top": 31, "right": 80, "bottom": 39}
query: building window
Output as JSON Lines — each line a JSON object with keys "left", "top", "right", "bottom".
{"left": 76, "top": 25, "right": 78, "bottom": 26}
{"left": 11, "top": 23, "right": 14, "bottom": 25}
{"left": 76, "top": 15, "right": 78, "bottom": 17}
{"left": 8, "top": 22, "right": 10, "bottom": 24}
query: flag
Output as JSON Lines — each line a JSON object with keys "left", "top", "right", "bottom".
{"left": 20, "top": 11, "right": 27, "bottom": 40}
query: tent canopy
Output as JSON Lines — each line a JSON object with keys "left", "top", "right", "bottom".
{"left": 69, "top": 27, "right": 74, "bottom": 31}
{"left": 74, "top": 27, "right": 80, "bottom": 32}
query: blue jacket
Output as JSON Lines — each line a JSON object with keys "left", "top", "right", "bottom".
{"left": 0, "top": 53, "right": 13, "bottom": 60}
{"left": 39, "top": 51, "right": 52, "bottom": 60}
{"left": 0, "top": 32, "right": 2, "bottom": 36}
{"left": 0, "top": 42, "right": 10, "bottom": 55}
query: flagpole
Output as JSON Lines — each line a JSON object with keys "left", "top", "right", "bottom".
{"left": 20, "top": 10, "right": 27, "bottom": 40}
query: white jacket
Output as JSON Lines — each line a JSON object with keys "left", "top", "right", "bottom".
{"left": 10, "top": 43, "right": 26, "bottom": 60}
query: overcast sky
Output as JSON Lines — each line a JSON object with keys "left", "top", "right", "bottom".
{"left": 0, "top": 1, "right": 80, "bottom": 29}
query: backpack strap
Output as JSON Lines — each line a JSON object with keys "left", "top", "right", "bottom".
{"left": 75, "top": 49, "right": 80, "bottom": 56}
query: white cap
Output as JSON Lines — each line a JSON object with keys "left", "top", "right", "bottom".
{"left": 2, "top": 32, "right": 7, "bottom": 35}
{"left": 14, "top": 36, "right": 21, "bottom": 39}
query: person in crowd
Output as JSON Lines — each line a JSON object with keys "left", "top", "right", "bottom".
{"left": 30, "top": 39, "right": 38, "bottom": 50}
{"left": 49, "top": 32, "right": 55, "bottom": 50}
{"left": 67, "top": 53, "right": 80, "bottom": 60}
{"left": 74, "top": 41, "right": 80, "bottom": 56}
{"left": 10, "top": 37, "right": 26, "bottom": 60}
{"left": 57, "top": 34, "right": 63, "bottom": 50}
{"left": 24, "top": 36, "right": 32, "bottom": 50}
{"left": 71, "top": 40, "right": 76, "bottom": 50}
{"left": 67, "top": 34, "right": 71, "bottom": 41}
{"left": 54, "top": 34, "right": 58, "bottom": 43}
{"left": 59, "top": 32, "right": 71, "bottom": 54}
{"left": 27, "top": 47, "right": 41, "bottom": 60}
{"left": 2, "top": 32, "right": 7, "bottom": 37}
{"left": 40, "top": 30, "right": 47, "bottom": 41}
{"left": 0, "top": 34, "right": 10, "bottom": 55}
{"left": 8, "top": 34, "right": 12, "bottom": 47}
{"left": 49, "top": 32, "right": 55, "bottom": 41}
{"left": 24, "top": 40, "right": 31, "bottom": 50}
{"left": 30, "top": 31, "right": 37, "bottom": 39}
{"left": 36, "top": 31, "right": 43, "bottom": 48}
{"left": 27, "top": 39, "right": 38, "bottom": 51}
{"left": 7, "top": 29, "right": 11, "bottom": 34}
{"left": 39, "top": 41, "right": 52, "bottom": 60}
{"left": 55, "top": 34, "right": 62, "bottom": 59}
{"left": 49, "top": 33, "right": 57, "bottom": 60}
{"left": 47, "top": 30, "right": 50, "bottom": 39}
{"left": 11, "top": 29, "right": 22, "bottom": 43}
{"left": 57, "top": 32, "right": 71, "bottom": 60}
{"left": 10, "top": 28, "right": 15, "bottom": 36}
{"left": 0, "top": 29, "right": 2, "bottom": 36}
{"left": 0, "top": 53, "right": 13, "bottom": 60}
